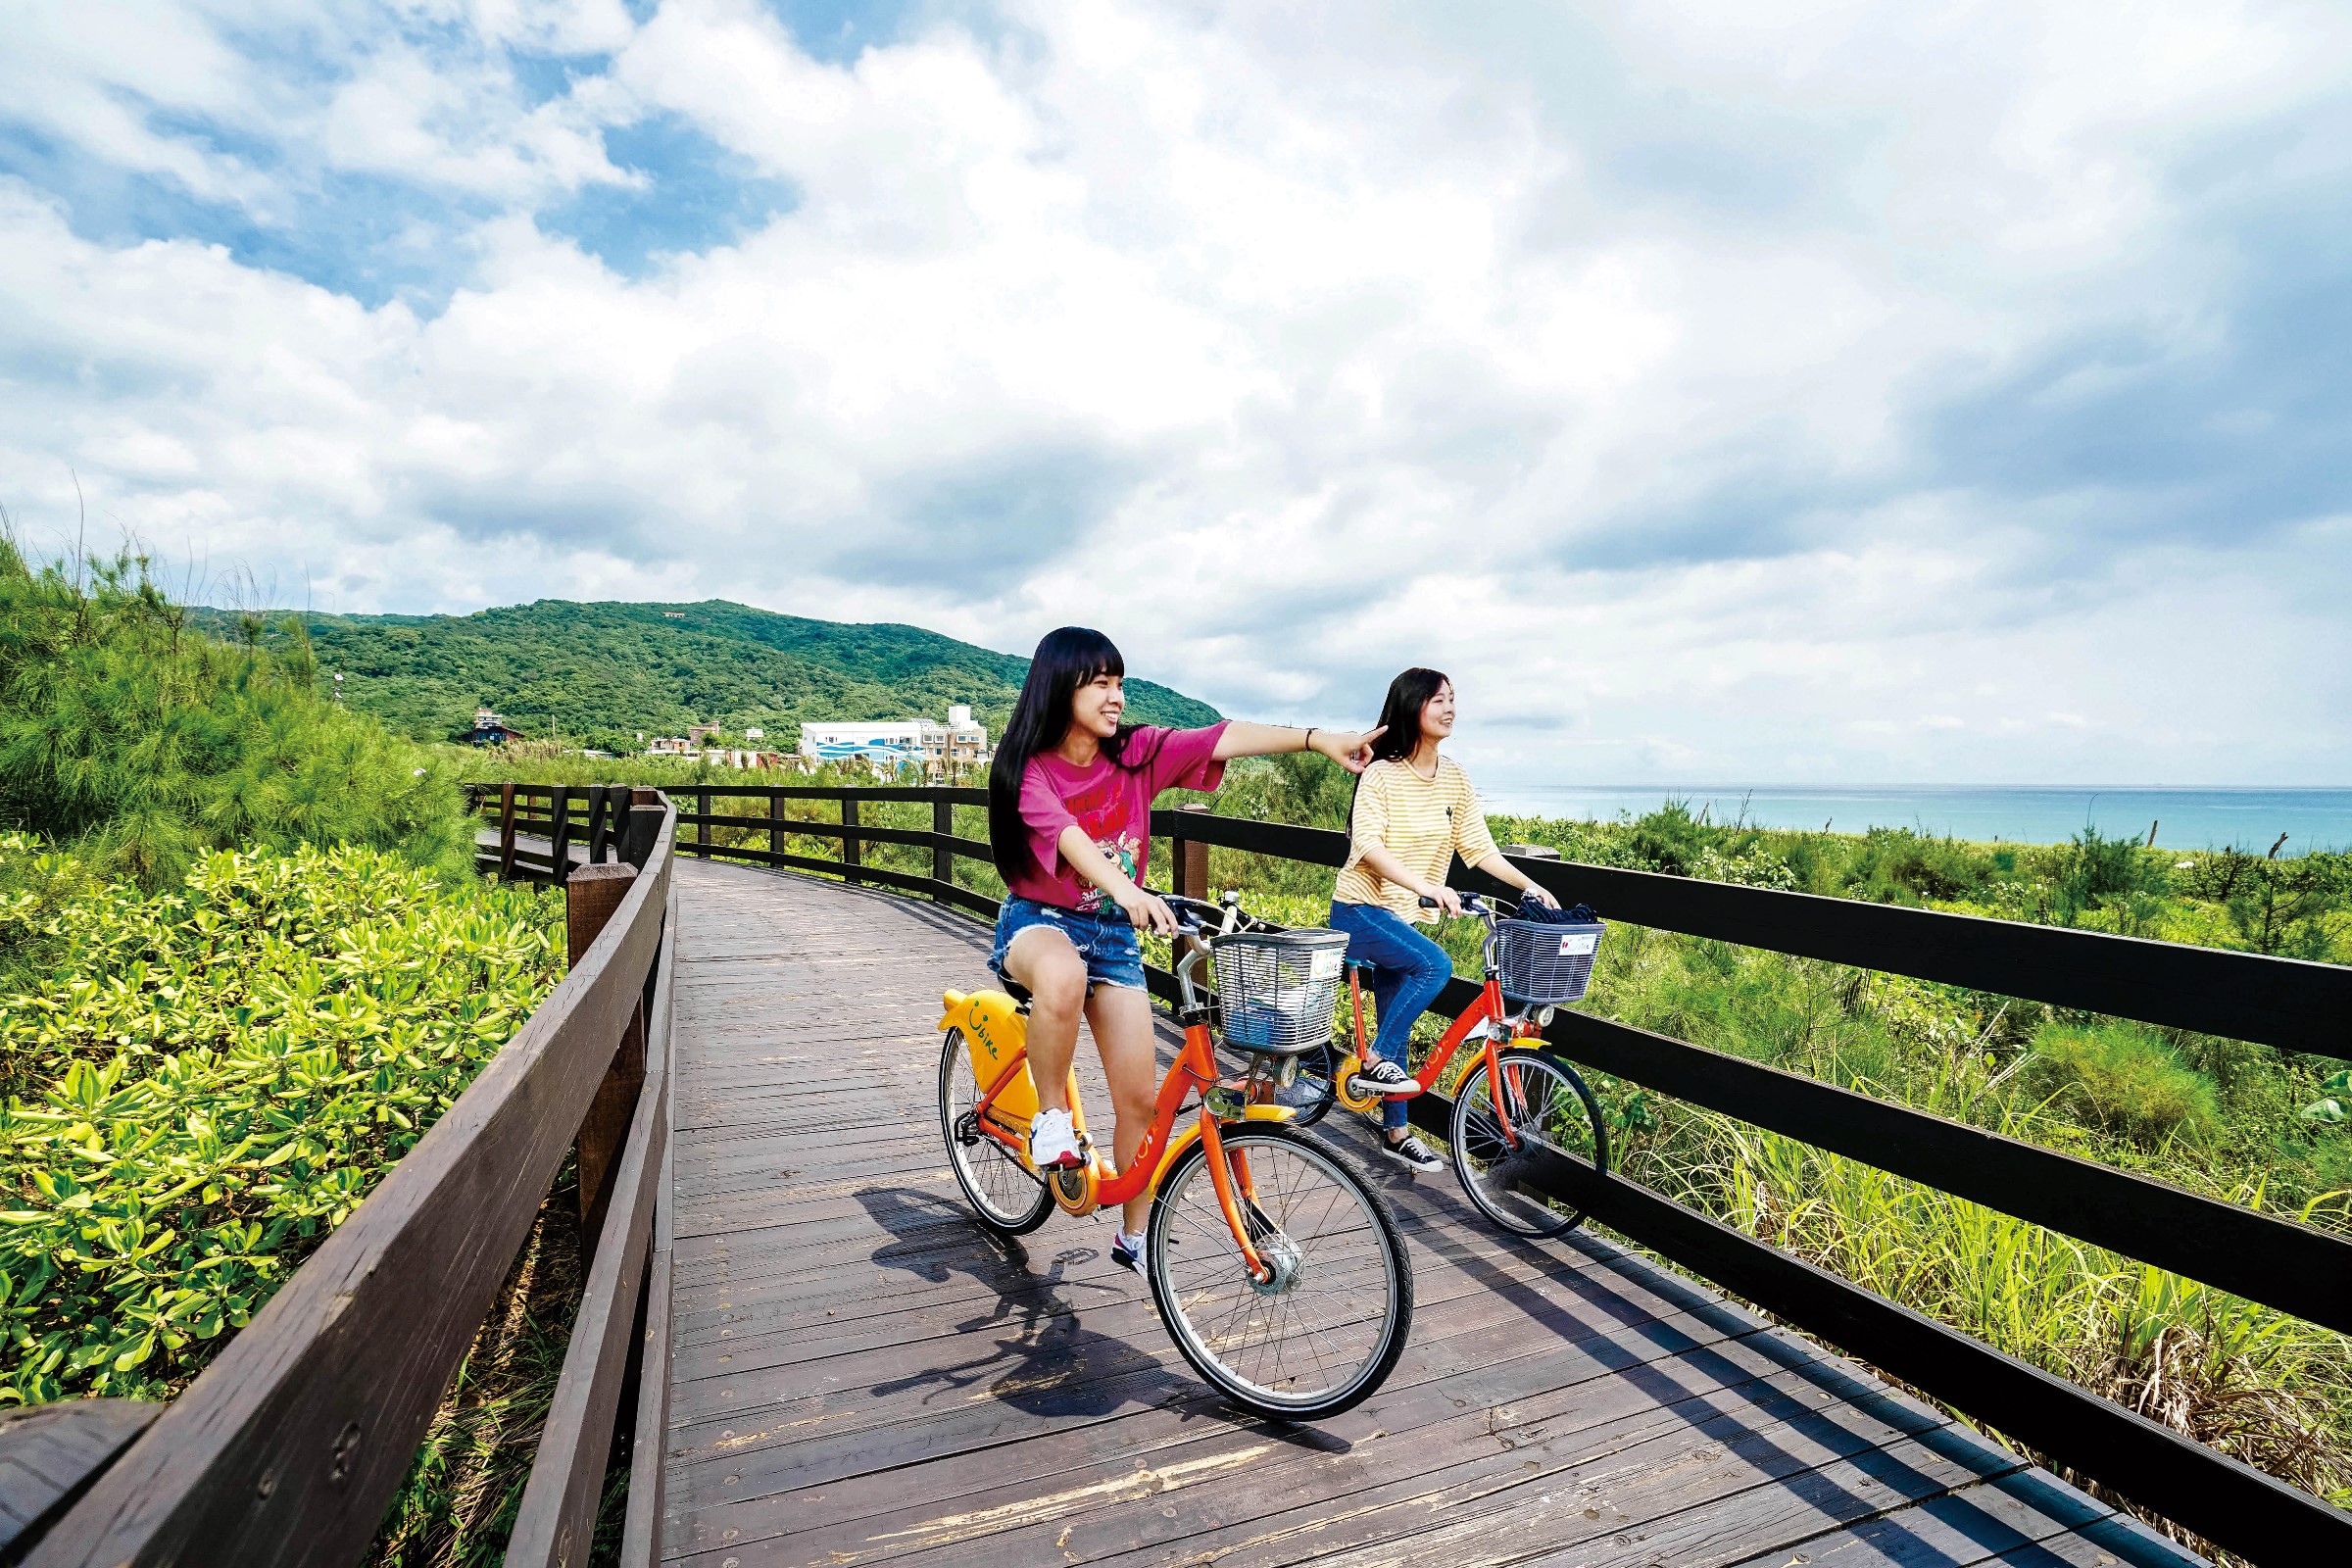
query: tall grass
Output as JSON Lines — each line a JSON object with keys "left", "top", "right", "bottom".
{"left": 0, "top": 538, "right": 467, "bottom": 888}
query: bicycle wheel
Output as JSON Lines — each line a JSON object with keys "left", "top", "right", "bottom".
{"left": 1449, "top": 1048, "right": 1608, "bottom": 1239}
{"left": 1281, "top": 1045, "right": 1341, "bottom": 1127}
{"left": 1147, "top": 1125, "right": 1412, "bottom": 1419}
{"left": 938, "top": 1032, "right": 1052, "bottom": 1234}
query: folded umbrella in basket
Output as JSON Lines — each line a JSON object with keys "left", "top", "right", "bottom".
{"left": 1516, "top": 892, "right": 1598, "bottom": 925}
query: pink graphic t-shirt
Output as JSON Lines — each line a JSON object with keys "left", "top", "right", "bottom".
{"left": 1010, "top": 723, "right": 1229, "bottom": 912}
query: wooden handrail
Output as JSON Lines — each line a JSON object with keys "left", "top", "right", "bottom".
{"left": 25, "top": 800, "right": 677, "bottom": 1568}
{"left": 507, "top": 872, "right": 677, "bottom": 1566}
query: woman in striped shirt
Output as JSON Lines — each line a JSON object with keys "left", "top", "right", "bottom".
{"left": 1331, "top": 668, "right": 1558, "bottom": 1169}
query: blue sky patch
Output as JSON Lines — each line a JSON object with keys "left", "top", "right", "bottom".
{"left": 0, "top": 121, "right": 485, "bottom": 311}
{"left": 536, "top": 114, "right": 798, "bottom": 277}
{"left": 765, "top": 0, "right": 924, "bottom": 64}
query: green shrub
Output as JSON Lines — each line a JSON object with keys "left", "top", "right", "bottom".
{"left": 0, "top": 540, "right": 467, "bottom": 890}
{"left": 2027, "top": 1021, "right": 2223, "bottom": 1146}
{"left": 1845, "top": 828, "right": 1984, "bottom": 904}
{"left": 0, "top": 836, "right": 563, "bottom": 1405}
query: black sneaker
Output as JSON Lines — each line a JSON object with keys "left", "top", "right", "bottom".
{"left": 1381, "top": 1133, "right": 1444, "bottom": 1172}
{"left": 1348, "top": 1058, "right": 1419, "bottom": 1097}
{"left": 1110, "top": 1232, "right": 1148, "bottom": 1276}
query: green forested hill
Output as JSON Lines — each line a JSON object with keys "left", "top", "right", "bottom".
{"left": 240, "top": 600, "right": 1219, "bottom": 748}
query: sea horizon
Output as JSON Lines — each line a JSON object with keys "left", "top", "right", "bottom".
{"left": 1474, "top": 782, "right": 2352, "bottom": 853}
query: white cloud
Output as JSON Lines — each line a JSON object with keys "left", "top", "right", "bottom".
{"left": 0, "top": 0, "right": 2347, "bottom": 782}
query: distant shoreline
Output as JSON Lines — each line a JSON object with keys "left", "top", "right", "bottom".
{"left": 1477, "top": 783, "right": 2352, "bottom": 854}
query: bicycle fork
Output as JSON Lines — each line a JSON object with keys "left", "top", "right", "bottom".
{"left": 1197, "top": 1111, "right": 1272, "bottom": 1282}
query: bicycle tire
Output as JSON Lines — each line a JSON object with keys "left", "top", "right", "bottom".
{"left": 1147, "top": 1125, "right": 1412, "bottom": 1420}
{"left": 937, "top": 1032, "right": 1053, "bottom": 1235}
{"left": 1448, "top": 1048, "right": 1608, "bottom": 1239}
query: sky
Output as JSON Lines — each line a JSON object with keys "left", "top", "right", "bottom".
{"left": 2, "top": 0, "right": 2348, "bottom": 788}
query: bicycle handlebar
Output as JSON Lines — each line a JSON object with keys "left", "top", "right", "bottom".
{"left": 1415, "top": 891, "right": 1501, "bottom": 919}
{"left": 1159, "top": 890, "right": 1283, "bottom": 937}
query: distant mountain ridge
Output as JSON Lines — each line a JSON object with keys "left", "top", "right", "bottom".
{"left": 234, "top": 600, "right": 1221, "bottom": 749}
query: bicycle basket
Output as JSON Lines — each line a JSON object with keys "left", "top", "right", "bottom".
{"left": 1210, "top": 928, "right": 1349, "bottom": 1054}
{"left": 1494, "top": 919, "right": 1606, "bottom": 1005}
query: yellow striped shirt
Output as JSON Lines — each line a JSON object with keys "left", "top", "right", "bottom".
{"left": 1332, "top": 757, "right": 1501, "bottom": 922}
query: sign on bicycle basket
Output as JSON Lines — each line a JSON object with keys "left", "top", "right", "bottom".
{"left": 1556, "top": 932, "right": 1597, "bottom": 957}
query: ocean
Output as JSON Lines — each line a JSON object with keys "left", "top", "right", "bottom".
{"left": 1474, "top": 784, "right": 2352, "bottom": 854}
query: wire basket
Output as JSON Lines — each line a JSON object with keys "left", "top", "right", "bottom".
{"left": 1211, "top": 928, "right": 1349, "bottom": 1054}
{"left": 1494, "top": 919, "right": 1606, "bottom": 1005}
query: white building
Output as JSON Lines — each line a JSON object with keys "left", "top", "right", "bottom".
{"left": 800, "top": 704, "right": 990, "bottom": 777}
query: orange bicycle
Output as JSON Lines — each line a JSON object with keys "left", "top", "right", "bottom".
{"left": 936, "top": 893, "right": 1412, "bottom": 1419}
{"left": 1328, "top": 892, "right": 1612, "bottom": 1238}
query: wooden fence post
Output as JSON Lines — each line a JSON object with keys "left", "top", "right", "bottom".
{"left": 841, "top": 796, "right": 860, "bottom": 877}
{"left": 1173, "top": 803, "right": 1214, "bottom": 974}
{"left": 770, "top": 791, "right": 786, "bottom": 865}
{"left": 499, "top": 782, "right": 517, "bottom": 880}
{"left": 623, "top": 788, "right": 664, "bottom": 871}
{"left": 695, "top": 788, "right": 710, "bottom": 853}
{"left": 932, "top": 796, "right": 953, "bottom": 888}
{"left": 565, "top": 863, "right": 645, "bottom": 1247}
{"left": 1175, "top": 802, "right": 1212, "bottom": 901}
{"left": 586, "top": 785, "right": 610, "bottom": 865}
{"left": 549, "top": 789, "right": 573, "bottom": 886}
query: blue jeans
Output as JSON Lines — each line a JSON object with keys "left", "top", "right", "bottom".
{"left": 1330, "top": 901, "right": 1453, "bottom": 1131}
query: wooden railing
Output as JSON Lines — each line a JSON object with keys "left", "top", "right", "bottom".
{"left": 633, "top": 781, "right": 2346, "bottom": 1566}
{"left": 3, "top": 795, "right": 678, "bottom": 1567}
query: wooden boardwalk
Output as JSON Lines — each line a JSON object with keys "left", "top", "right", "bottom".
{"left": 657, "top": 857, "right": 2209, "bottom": 1568}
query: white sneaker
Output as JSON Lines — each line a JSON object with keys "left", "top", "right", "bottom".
{"left": 1029, "top": 1107, "right": 1081, "bottom": 1169}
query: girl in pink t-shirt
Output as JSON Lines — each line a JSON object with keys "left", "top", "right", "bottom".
{"left": 986, "top": 627, "right": 1381, "bottom": 1271}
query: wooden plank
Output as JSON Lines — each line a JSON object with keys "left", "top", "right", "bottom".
{"left": 0, "top": 1402, "right": 159, "bottom": 1548}
{"left": 1148, "top": 807, "right": 2349, "bottom": 1054}
{"left": 507, "top": 873, "right": 678, "bottom": 1567}
{"left": 26, "top": 811, "right": 676, "bottom": 1568}
{"left": 550, "top": 788, "right": 573, "bottom": 888}
{"left": 1534, "top": 1003, "right": 2352, "bottom": 1335}
{"left": 1396, "top": 1089, "right": 2326, "bottom": 1565}
{"left": 500, "top": 782, "right": 517, "bottom": 878}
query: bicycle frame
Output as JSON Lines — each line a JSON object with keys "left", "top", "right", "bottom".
{"left": 961, "top": 943, "right": 1295, "bottom": 1277}
{"left": 1339, "top": 910, "right": 1544, "bottom": 1147}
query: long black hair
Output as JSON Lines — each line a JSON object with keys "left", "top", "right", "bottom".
{"left": 988, "top": 627, "right": 1168, "bottom": 884}
{"left": 1349, "top": 666, "right": 1451, "bottom": 837}
{"left": 1370, "top": 667, "right": 1450, "bottom": 763}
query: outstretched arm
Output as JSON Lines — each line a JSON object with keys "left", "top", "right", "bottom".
{"left": 1211, "top": 720, "right": 1384, "bottom": 772}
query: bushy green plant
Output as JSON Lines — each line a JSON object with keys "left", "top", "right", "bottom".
{"left": 2023, "top": 1021, "right": 2222, "bottom": 1146}
{"left": 0, "top": 836, "right": 563, "bottom": 1405}
{"left": 1845, "top": 828, "right": 1984, "bottom": 904}
{"left": 0, "top": 539, "right": 468, "bottom": 890}
{"left": 2052, "top": 826, "right": 2162, "bottom": 926}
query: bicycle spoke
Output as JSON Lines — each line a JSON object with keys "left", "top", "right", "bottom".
{"left": 1149, "top": 1130, "right": 1402, "bottom": 1411}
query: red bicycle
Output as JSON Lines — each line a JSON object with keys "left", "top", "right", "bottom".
{"left": 1285, "top": 892, "right": 1611, "bottom": 1238}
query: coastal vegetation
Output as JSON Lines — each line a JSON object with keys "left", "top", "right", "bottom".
{"left": 0, "top": 545, "right": 585, "bottom": 1562}
{"left": 1, "top": 540, "right": 469, "bottom": 891}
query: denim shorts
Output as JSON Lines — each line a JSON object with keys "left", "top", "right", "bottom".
{"left": 990, "top": 896, "right": 1147, "bottom": 995}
